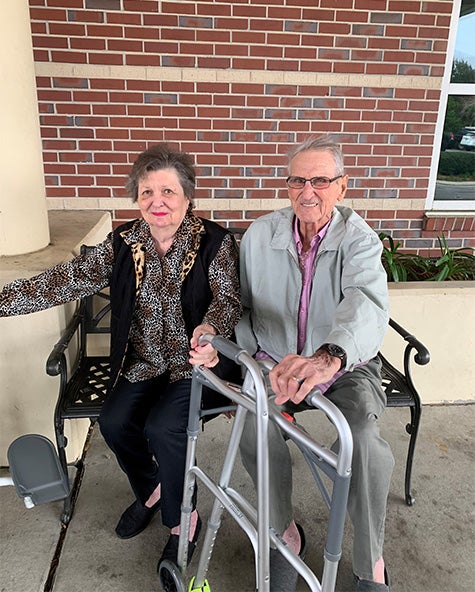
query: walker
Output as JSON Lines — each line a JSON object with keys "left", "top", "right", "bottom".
{"left": 157, "top": 335, "right": 353, "bottom": 592}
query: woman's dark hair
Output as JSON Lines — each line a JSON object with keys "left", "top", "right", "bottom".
{"left": 126, "top": 143, "right": 196, "bottom": 207}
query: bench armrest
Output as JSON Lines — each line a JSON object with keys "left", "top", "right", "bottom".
{"left": 46, "top": 308, "right": 83, "bottom": 376}
{"left": 388, "top": 317, "right": 430, "bottom": 366}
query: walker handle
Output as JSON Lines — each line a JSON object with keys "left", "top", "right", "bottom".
{"left": 198, "top": 333, "right": 249, "bottom": 364}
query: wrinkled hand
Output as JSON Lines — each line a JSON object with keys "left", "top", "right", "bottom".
{"left": 269, "top": 351, "right": 341, "bottom": 405}
{"left": 189, "top": 324, "right": 219, "bottom": 368}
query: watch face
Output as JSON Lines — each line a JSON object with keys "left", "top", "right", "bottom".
{"left": 321, "top": 344, "right": 347, "bottom": 370}
{"left": 326, "top": 343, "right": 345, "bottom": 358}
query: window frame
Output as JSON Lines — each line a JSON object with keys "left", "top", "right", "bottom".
{"left": 426, "top": 0, "right": 475, "bottom": 212}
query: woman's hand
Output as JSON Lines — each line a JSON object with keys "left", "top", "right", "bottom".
{"left": 189, "top": 324, "right": 219, "bottom": 368}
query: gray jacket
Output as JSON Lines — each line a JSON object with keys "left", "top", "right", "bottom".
{"left": 235, "top": 205, "right": 389, "bottom": 370}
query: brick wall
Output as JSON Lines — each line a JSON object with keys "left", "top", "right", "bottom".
{"left": 29, "top": 0, "right": 474, "bottom": 251}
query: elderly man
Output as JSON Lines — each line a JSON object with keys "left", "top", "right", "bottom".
{"left": 236, "top": 135, "right": 393, "bottom": 591}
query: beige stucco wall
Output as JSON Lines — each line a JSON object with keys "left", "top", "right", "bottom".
{"left": 0, "top": 0, "right": 49, "bottom": 256}
{"left": 0, "top": 211, "right": 112, "bottom": 466}
{"left": 383, "top": 282, "right": 475, "bottom": 405}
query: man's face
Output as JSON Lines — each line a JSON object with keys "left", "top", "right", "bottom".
{"left": 287, "top": 149, "right": 348, "bottom": 233}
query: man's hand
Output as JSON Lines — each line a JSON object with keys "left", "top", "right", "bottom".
{"left": 189, "top": 324, "right": 219, "bottom": 368}
{"left": 269, "top": 350, "right": 341, "bottom": 405}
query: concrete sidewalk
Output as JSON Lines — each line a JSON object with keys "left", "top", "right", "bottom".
{"left": 1, "top": 404, "right": 474, "bottom": 592}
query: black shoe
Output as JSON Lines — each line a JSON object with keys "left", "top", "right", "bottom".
{"left": 157, "top": 515, "right": 202, "bottom": 571}
{"left": 353, "top": 567, "right": 390, "bottom": 591}
{"left": 115, "top": 499, "right": 161, "bottom": 539}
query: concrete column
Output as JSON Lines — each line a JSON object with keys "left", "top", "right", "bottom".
{"left": 0, "top": 0, "right": 49, "bottom": 256}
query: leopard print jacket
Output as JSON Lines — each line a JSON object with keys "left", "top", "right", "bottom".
{"left": 0, "top": 212, "right": 241, "bottom": 383}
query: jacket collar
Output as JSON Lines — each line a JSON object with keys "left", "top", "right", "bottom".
{"left": 270, "top": 206, "right": 346, "bottom": 252}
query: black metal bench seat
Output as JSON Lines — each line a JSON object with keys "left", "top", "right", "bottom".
{"left": 46, "top": 243, "right": 429, "bottom": 523}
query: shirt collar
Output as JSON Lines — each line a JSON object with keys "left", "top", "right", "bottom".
{"left": 293, "top": 215, "right": 332, "bottom": 255}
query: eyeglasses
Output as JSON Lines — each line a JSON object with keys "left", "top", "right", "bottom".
{"left": 286, "top": 175, "right": 343, "bottom": 190}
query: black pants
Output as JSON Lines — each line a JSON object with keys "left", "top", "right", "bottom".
{"left": 99, "top": 375, "right": 193, "bottom": 528}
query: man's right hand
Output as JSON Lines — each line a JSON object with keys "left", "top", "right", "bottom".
{"left": 269, "top": 351, "right": 341, "bottom": 405}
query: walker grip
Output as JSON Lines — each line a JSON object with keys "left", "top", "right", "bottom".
{"left": 198, "top": 334, "right": 248, "bottom": 363}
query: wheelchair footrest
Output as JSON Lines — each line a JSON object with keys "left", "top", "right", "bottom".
{"left": 7, "top": 434, "right": 69, "bottom": 506}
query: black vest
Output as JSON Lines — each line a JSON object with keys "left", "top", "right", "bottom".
{"left": 108, "top": 218, "right": 239, "bottom": 394}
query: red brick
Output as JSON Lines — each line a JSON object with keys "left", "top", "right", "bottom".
{"left": 330, "top": 87, "right": 361, "bottom": 97}
{"left": 96, "top": 129, "right": 130, "bottom": 140}
{"left": 51, "top": 51, "right": 87, "bottom": 63}
{"left": 319, "top": 22, "right": 351, "bottom": 35}
{"left": 362, "top": 111, "right": 392, "bottom": 121}
{"left": 267, "top": 59, "right": 301, "bottom": 71}
{"left": 336, "top": 36, "right": 366, "bottom": 49}
{"left": 86, "top": 24, "right": 124, "bottom": 37}
{"left": 33, "top": 35, "right": 68, "bottom": 48}
{"left": 385, "top": 25, "right": 418, "bottom": 38}
{"left": 49, "top": 22, "right": 85, "bottom": 35}
{"left": 343, "top": 122, "right": 373, "bottom": 133}
{"left": 109, "top": 39, "right": 143, "bottom": 52}
{"left": 336, "top": 10, "right": 369, "bottom": 22}
{"left": 333, "top": 62, "right": 365, "bottom": 73}
{"left": 46, "top": 187, "right": 76, "bottom": 197}
{"left": 367, "top": 38, "right": 398, "bottom": 52}
{"left": 90, "top": 53, "right": 124, "bottom": 65}
{"left": 161, "top": 28, "right": 195, "bottom": 41}
{"left": 355, "top": 0, "right": 387, "bottom": 8}
{"left": 196, "top": 30, "right": 230, "bottom": 43}
{"left": 418, "top": 26, "right": 450, "bottom": 39}
{"left": 30, "top": 7, "right": 66, "bottom": 20}
{"left": 161, "top": 1, "right": 195, "bottom": 14}
{"left": 423, "top": 1, "right": 452, "bottom": 13}
{"left": 366, "top": 63, "right": 398, "bottom": 75}
{"left": 301, "top": 61, "right": 333, "bottom": 73}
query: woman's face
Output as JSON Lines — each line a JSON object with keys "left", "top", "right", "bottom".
{"left": 137, "top": 168, "right": 190, "bottom": 236}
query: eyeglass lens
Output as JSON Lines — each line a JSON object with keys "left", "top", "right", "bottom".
{"left": 287, "top": 176, "right": 332, "bottom": 189}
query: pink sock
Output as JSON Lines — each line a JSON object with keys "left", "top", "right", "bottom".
{"left": 145, "top": 483, "right": 161, "bottom": 508}
{"left": 282, "top": 521, "right": 301, "bottom": 554}
{"left": 171, "top": 509, "right": 199, "bottom": 542}
{"left": 373, "top": 557, "right": 385, "bottom": 584}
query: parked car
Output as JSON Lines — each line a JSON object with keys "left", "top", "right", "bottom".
{"left": 441, "top": 132, "right": 454, "bottom": 151}
{"left": 460, "top": 129, "right": 475, "bottom": 151}
{"left": 441, "top": 129, "right": 467, "bottom": 151}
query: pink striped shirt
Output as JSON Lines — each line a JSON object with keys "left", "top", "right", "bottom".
{"left": 293, "top": 217, "right": 346, "bottom": 394}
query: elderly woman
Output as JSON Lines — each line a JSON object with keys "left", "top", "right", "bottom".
{"left": 0, "top": 144, "right": 242, "bottom": 571}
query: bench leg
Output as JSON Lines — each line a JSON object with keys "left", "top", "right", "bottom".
{"left": 54, "top": 415, "right": 73, "bottom": 524}
{"left": 403, "top": 402, "right": 422, "bottom": 506}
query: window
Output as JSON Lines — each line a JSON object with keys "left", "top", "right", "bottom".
{"left": 428, "top": 0, "right": 475, "bottom": 210}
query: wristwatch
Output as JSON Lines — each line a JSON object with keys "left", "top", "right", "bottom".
{"left": 319, "top": 343, "right": 347, "bottom": 370}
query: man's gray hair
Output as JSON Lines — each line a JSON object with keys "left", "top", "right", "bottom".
{"left": 287, "top": 135, "right": 345, "bottom": 176}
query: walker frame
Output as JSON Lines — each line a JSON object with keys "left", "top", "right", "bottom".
{"left": 157, "top": 335, "right": 353, "bottom": 592}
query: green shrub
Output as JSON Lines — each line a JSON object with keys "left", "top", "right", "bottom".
{"left": 379, "top": 233, "right": 475, "bottom": 282}
{"left": 438, "top": 151, "right": 475, "bottom": 177}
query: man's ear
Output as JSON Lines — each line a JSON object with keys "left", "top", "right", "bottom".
{"left": 337, "top": 175, "right": 349, "bottom": 201}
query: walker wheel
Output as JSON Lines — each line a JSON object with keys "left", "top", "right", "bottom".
{"left": 188, "top": 576, "right": 211, "bottom": 592}
{"left": 158, "top": 559, "right": 186, "bottom": 592}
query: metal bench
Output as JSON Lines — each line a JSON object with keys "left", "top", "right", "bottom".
{"left": 45, "top": 239, "right": 429, "bottom": 523}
